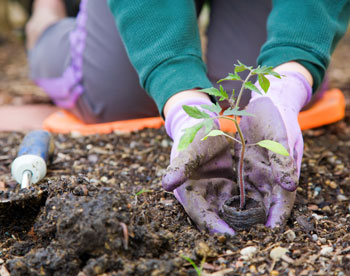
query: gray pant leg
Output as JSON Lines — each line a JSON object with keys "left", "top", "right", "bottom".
{"left": 206, "top": 0, "right": 272, "bottom": 108}
{"left": 28, "top": 18, "right": 75, "bottom": 79}
{"left": 28, "top": 0, "right": 158, "bottom": 124}
{"left": 74, "top": 0, "right": 158, "bottom": 123}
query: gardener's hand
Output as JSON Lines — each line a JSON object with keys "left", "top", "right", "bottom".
{"left": 162, "top": 95, "right": 237, "bottom": 235}
{"left": 238, "top": 70, "right": 312, "bottom": 227}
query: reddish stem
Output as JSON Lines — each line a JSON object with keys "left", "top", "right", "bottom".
{"left": 234, "top": 120, "right": 246, "bottom": 209}
{"left": 239, "top": 143, "right": 245, "bottom": 209}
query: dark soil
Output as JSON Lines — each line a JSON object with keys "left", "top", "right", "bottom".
{"left": 0, "top": 31, "right": 349, "bottom": 275}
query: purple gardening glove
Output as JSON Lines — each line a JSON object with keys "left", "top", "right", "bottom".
{"left": 162, "top": 98, "right": 237, "bottom": 235}
{"left": 238, "top": 71, "right": 312, "bottom": 227}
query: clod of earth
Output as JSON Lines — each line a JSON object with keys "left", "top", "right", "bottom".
{"left": 220, "top": 195, "right": 267, "bottom": 230}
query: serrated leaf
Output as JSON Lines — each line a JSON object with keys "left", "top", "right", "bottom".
{"left": 258, "top": 74, "right": 270, "bottom": 93}
{"left": 203, "top": 118, "right": 214, "bottom": 133}
{"left": 270, "top": 71, "right": 282, "bottom": 79}
{"left": 177, "top": 123, "right": 203, "bottom": 151}
{"left": 234, "top": 64, "right": 246, "bottom": 73}
{"left": 199, "top": 87, "right": 228, "bottom": 101}
{"left": 217, "top": 73, "right": 242, "bottom": 83}
{"left": 200, "top": 103, "right": 222, "bottom": 114}
{"left": 236, "top": 60, "right": 253, "bottom": 70}
{"left": 257, "top": 140, "right": 290, "bottom": 156}
{"left": 183, "top": 105, "right": 210, "bottom": 119}
{"left": 223, "top": 107, "right": 255, "bottom": 117}
{"left": 252, "top": 65, "right": 274, "bottom": 75}
{"left": 244, "top": 81, "right": 262, "bottom": 95}
{"left": 201, "top": 129, "right": 226, "bottom": 141}
{"left": 252, "top": 66, "right": 283, "bottom": 79}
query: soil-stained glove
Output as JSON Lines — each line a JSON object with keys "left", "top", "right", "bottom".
{"left": 162, "top": 98, "right": 237, "bottom": 235}
{"left": 238, "top": 71, "right": 312, "bottom": 227}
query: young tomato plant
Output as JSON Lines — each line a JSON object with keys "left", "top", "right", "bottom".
{"left": 178, "top": 61, "right": 289, "bottom": 209}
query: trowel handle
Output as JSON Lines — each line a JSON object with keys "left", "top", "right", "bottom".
{"left": 17, "top": 130, "right": 54, "bottom": 162}
{"left": 11, "top": 130, "right": 54, "bottom": 186}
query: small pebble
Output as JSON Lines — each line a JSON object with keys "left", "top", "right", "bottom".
{"left": 312, "top": 213, "right": 324, "bottom": 221}
{"left": 88, "top": 154, "right": 98, "bottom": 163}
{"left": 311, "top": 234, "right": 318, "bottom": 241}
{"left": 217, "top": 257, "right": 226, "bottom": 264}
{"left": 129, "top": 141, "right": 138, "bottom": 148}
{"left": 0, "top": 258, "right": 3, "bottom": 264}
{"left": 249, "top": 265, "right": 257, "bottom": 273}
{"left": 320, "top": 246, "right": 333, "bottom": 256}
{"left": 161, "top": 139, "right": 170, "bottom": 148}
{"left": 240, "top": 246, "right": 257, "bottom": 259}
{"left": 217, "top": 235, "right": 226, "bottom": 243}
{"left": 284, "top": 229, "right": 296, "bottom": 242}
{"left": 329, "top": 181, "right": 338, "bottom": 189}
{"left": 270, "top": 247, "right": 288, "bottom": 261}
{"left": 271, "top": 270, "right": 279, "bottom": 276}
{"left": 313, "top": 186, "right": 322, "bottom": 197}
{"left": 319, "top": 238, "right": 327, "bottom": 244}
{"left": 100, "top": 176, "right": 108, "bottom": 183}
{"left": 337, "top": 194, "right": 348, "bottom": 201}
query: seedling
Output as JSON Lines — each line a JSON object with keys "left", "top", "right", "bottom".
{"left": 178, "top": 61, "right": 289, "bottom": 211}
{"left": 134, "top": 188, "right": 153, "bottom": 196}
{"left": 181, "top": 254, "right": 205, "bottom": 276}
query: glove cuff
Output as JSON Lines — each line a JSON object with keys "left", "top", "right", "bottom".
{"left": 252, "top": 71, "right": 312, "bottom": 112}
{"left": 279, "top": 71, "right": 312, "bottom": 108}
{"left": 165, "top": 97, "right": 218, "bottom": 140}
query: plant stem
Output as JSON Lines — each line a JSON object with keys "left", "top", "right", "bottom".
{"left": 235, "top": 120, "right": 246, "bottom": 209}
{"left": 233, "top": 71, "right": 252, "bottom": 209}
{"left": 235, "top": 71, "right": 252, "bottom": 110}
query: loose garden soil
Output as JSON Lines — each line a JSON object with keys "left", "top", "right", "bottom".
{"left": 0, "top": 32, "right": 349, "bottom": 275}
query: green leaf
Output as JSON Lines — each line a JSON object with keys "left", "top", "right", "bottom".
{"left": 244, "top": 81, "right": 262, "bottom": 95}
{"left": 200, "top": 103, "right": 222, "bottom": 114}
{"left": 177, "top": 123, "right": 203, "bottom": 151}
{"left": 183, "top": 105, "right": 210, "bottom": 119}
{"left": 201, "top": 129, "right": 226, "bottom": 141}
{"left": 252, "top": 65, "right": 274, "bottom": 75}
{"left": 258, "top": 74, "right": 270, "bottom": 93}
{"left": 252, "top": 66, "right": 282, "bottom": 79}
{"left": 135, "top": 189, "right": 153, "bottom": 196}
{"left": 181, "top": 255, "right": 202, "bottom": 276}
{"left": 270, "top": 71, "right": 282, "bottom": 79}
{"left": 199, "top": 87, "right": 228, "bottom": 101}
{"left": 202, "top": 118, "right": 214, "bottom": 133}
{"left": 234, "top": 64, "right": 246, "bottom": 73}
{"left": 235, "top": 60, "right": 253, "bottom": 71}
{"left": 217, "top": 73, "right": 242, "bottom": 83}
{"left": 257, "top": 140, "right": 290, "bottom": 156}
{"left": 223, "top": 107, "right": 255, "bottom": 117}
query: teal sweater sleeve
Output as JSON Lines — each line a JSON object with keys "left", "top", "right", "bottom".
{"left": 107, "top": 0, "right": 212, "bottom": 115}
{"left": 258, "top": 0, "right": 350, "bottom": 92}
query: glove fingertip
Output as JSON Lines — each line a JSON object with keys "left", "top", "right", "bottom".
{"left": 279, "top": 181, "right": 297, "bottom": 192}
{"left": 162, "top": 169, "right": 186, "bottom": 191}
{"left": 276, "top": 172, "right": 298, "bottom": 192}
{"left": 209, "top": 220, "right": 236, "bottom": 236}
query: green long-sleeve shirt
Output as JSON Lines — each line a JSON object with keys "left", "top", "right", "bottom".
{"left": 108, "top": 0, "right": 350, "bottom": 114}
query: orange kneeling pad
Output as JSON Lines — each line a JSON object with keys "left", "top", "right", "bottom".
{"left": 43, "top": 89, "right": 345, "bottom": 135}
